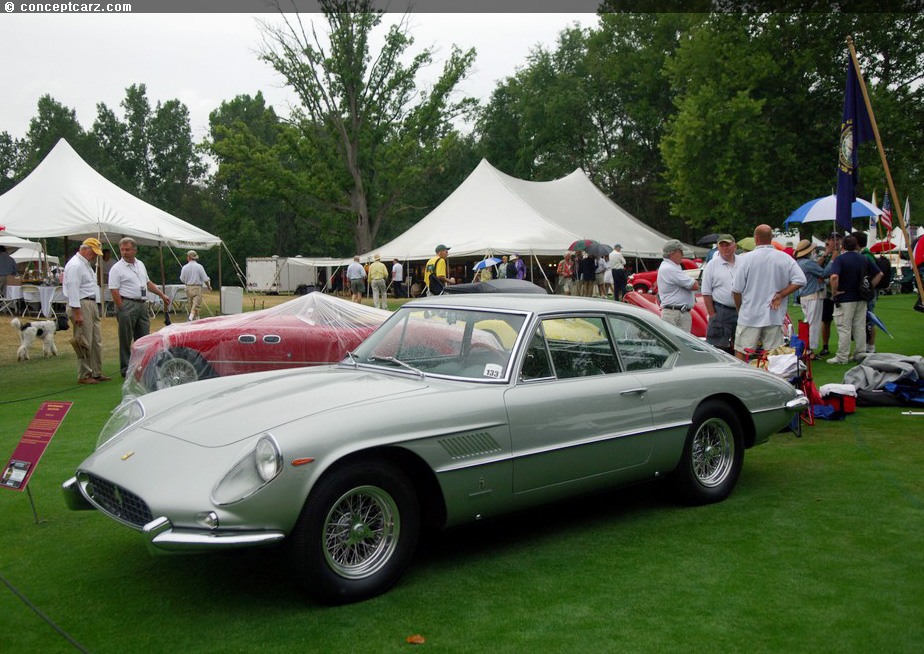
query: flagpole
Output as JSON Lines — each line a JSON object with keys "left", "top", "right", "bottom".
{"left": 847, "top": 36, "right": 924, "bottom": 305}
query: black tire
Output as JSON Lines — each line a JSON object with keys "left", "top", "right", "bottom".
{"left": 290, "top": 459, "right": 420, "bottom": 605}
{"left": 143, "top": 347, "right": 217, "bottom": 392}
{"left": 671, "top": 400, "right": 744, "bottom": 505}
{"left": 633, "top": 284, "right": 648, "bottom": 293}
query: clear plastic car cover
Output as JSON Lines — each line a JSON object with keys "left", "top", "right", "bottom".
{"left": 122, "top": 293, "right": 391, "bottom": 397}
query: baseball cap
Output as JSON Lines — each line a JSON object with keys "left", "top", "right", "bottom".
{"left": 82, "top": 237, "right": 103, "bottom": 255}
{"left": 662, "top": 239, "right": 684, "bottom": 256}
{"left": 717, "top": 234, "right": 735, "bottom": 244}
{"left": 435, "top": 244, "right": 450, "bottom": 252}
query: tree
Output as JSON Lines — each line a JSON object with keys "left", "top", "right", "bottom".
{"left": 259, "top": 0, "right": 477, "bottom": 254}
{"left": 18, "top": 95, "right": 88, "bottom": 174}
{"left": 660, "top": 12, "right": 924, "bottom": 237}
{"left": 206, "top": 92, "right": 304, "bottom": 261}
{"left": 91, "top": 84, "right": 205, "bottom": 212}
{"left": 0, "top": 132, "right": 22, "bottom": 194}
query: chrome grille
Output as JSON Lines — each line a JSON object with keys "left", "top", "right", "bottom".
{"left": 82, "top": 473, "right": 154, "bottom": 529}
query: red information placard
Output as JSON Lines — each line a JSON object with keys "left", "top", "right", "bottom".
{"left": 1, "top": 401, "right": 73, "bottom": 492}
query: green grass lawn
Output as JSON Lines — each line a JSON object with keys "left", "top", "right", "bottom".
{"left": 1, "top": 293, "right": 922, "bottom": 653}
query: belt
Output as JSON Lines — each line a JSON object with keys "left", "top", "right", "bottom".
{"left": 122, "top": 297, "right": 145, "bottom": 302}
{"left": 186, "top": 284, "right": 202, "bottom": 287}
{"left": 662, "top": 304, "right": 690, "bottom": 312}
{"left": 714, "top": 302, "right": 737, "bottom": 311}
{"left": 81, "top": 296, "right": 96, "bottom": 301}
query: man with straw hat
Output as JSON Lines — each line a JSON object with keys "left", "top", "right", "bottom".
{"left": 180, "top": 250, "right": 210, "bottom": 321}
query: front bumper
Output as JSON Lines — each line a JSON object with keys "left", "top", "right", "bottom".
{"left": 63, "top": 476, "right": 285, "bottom": 554}
{"left": 142, "top": 516, "right": 285, "bottom": 554}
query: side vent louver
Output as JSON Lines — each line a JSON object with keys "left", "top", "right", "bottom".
{"left": 439, "top": 432, "right": 502, "bottom": 459}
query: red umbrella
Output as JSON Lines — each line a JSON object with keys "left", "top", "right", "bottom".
{"left": 870, "top": 241, "right": 897, "bottom": 254}
{"left": 914, "top": 236, "right": 924, "bottom": 267}
{"left": 568, "top": 239, "right": 596, "bottom": 252}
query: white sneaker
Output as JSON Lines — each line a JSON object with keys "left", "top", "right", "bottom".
{"left": 867, "top": 345, "right": 876, "bottom": 353}
{"left": 188, "top": 314, "right": 194, "bottom": 321}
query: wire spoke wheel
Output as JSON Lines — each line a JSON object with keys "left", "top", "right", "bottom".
{"left": 672, "top": 401, "right": 743, "bottom": 505}
{"left": 156, "top": 357, "right": 199, "bottom": 388}
{"left": 691, "top": 417, "right": 735, "bottom": 488}
{"left": 323, "top": 485, "right": 400, "bottom": 580}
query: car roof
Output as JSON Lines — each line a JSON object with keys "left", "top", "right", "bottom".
{"left": 404, "top": 293, "right": 656, "bottom": 320}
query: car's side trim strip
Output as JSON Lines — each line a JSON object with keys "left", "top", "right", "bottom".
{"left": 433, "top": 421, "right": 691, "bottom": 473}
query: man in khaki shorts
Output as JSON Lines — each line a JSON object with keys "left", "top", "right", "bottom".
{"left": 180, "top": 250, "right": 211, "bottom": 321}
{"left": 732, "top": 225, "right": 805, "bottom": 360}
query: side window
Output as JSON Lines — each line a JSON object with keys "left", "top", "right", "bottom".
{"left": 541, "top": 317, "right": 620, "bottom": 379}
{"left": 521, "top": 328, "right": 554, "bottom": 380}
{"left": 607, "top": 316, "right": 674, "bottom": 371}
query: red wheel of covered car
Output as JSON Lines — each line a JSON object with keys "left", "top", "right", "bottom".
{"left": 290, "top": 459, "right": 420, "bottom": 605}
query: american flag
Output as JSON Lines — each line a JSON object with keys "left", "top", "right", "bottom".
{"left": 881, "top": 191, "right": 893, "bottom": 231}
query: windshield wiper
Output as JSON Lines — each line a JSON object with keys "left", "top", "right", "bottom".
{"left": 345, "top": 351, "right": 358, "bottom": 368}
{"left": 367, "top": 355, "right": 424, "bottom": 379}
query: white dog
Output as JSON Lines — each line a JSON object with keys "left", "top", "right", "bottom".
{"left": 11, "top": 317, "right": 58, "bottom": 361}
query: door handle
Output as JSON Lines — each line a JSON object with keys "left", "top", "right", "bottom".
{"left": 620, "top": 387, "right": 648, "bottom": 396}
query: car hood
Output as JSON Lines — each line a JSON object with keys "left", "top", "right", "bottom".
{"left": 137, "top": 366, "right": 430, "bottom": 447}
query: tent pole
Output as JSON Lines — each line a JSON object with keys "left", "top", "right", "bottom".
{"left": 158, "top": 243, "right": 166, "bottom": 288}
{"left": 218, "top": 242, "right": 223, "bottom": 314}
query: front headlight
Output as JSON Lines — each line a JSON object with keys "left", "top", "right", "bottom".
{"left": 96, "top": 399, "right": 145, "bottom": 449}
{"left": 211, "top": 434, "right": 282, "bottom": 506}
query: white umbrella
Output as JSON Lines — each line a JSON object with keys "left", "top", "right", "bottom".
{"left": 784, "top": 194, "right": 880, "bottom": 225}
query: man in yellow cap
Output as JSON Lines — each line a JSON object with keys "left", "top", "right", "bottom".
{"left": 62, "top": 237, "right": 111, "bottom": 383}
{"left": 424, "top": 244, "right": 454, "bottom": 295}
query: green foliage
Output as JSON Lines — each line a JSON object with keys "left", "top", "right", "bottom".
{"left": 18, "top": 95, "right": 89, "bottom": 174}
{"left": 661, "top": 13, "right": 924, "bottom": 235}
{"left": 256, "top": 1, "right": 477, "bottom": 254}
{"left": 91, "top": 84, "right": 206, "bottom": 212}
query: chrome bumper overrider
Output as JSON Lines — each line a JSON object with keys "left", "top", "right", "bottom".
{"left": 785, "top": 394, "right": 810, "bottom": 413}
{"left": 142, "top": 516, "right": 286, "bottom": 555}
{"left": 62, "top": 476, "right": 95, "bottom": 511}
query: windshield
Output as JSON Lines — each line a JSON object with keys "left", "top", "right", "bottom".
{"left": 350, "top": 307, "right": 527, "bottom": 381}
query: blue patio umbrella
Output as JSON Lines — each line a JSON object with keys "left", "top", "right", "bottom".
{"left": 867, "top": 310, "right": 892, "bottom": 338}
{"left": 784, "top": 194, "right": 880, "bottom": 225}
{"left": 473, "top": 257, "right": 502, "bottom": 271}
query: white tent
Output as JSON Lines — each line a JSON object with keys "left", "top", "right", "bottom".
{"left": 12, "top": 247, "right": 58, "bottom": 266}
{"left": 0, "top": 234, "right": 41, "bottom": 252}
{"left": 0, "top": 139, "right": 221, "bottom": 249}
{"left": 359, "top": 159, "right": 691, "bottom": 261}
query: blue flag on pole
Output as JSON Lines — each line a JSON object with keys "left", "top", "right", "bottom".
{"left": 836, "top": 60, "right": 874, "bottom": 231}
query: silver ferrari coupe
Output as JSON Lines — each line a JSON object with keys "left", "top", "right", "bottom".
{"left": 64, "top": 294, "right": 807, "bottom": 604}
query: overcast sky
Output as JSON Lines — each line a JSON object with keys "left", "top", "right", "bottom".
{"left": 2, "top": 12, "right": 597, "bottom": 142}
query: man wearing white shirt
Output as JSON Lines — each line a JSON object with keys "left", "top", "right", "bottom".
{"left": 391, "top": 258, "right": 404, "bottom": 298}
{"left": 180, "top": 250, "right": 211, "bottom": 321}
{"left": 701, "top": 234, "right": 738, "bottom": 353}
{"left": 732, "top": 224, "right": 805, "bottom": 360}
{"left": 609, "top": 244, "right": 628, "bottom": 300}
{"left": 63, "top": 237, "right": 110, "bottom": 383}
{"left": 657, "top": 239, "right": 699, "bottom": 332}
{"left": 109, "top": 237, "right": 171, "bottom": 377}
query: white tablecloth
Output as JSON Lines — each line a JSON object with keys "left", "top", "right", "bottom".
{"left": 4, "top": 285, "right": 111, "bottom": 317}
